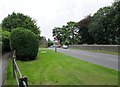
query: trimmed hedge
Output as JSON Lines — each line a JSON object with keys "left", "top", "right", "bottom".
{"left": 0, "top": 42, "right": 2, "bottom": 53}
{"left": 10, "top": 28, "right": 39, "bottom": 60}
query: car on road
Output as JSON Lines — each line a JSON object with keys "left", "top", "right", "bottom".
{"left": 62, "top": 45, "right": 68, "bottom": 49}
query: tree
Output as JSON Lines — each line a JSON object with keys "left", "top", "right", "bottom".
{"left": 66, "top": 21, "right": 79, "bottom": 44}
{"left": 52, "top": 21, "right": 79, "bottom": 45}
{"left": 52, "top": 1, "right": 120, "bottom": 45}
{"left": 110, "top": 1, "right": 120, "bottom": 44}
{"left": 53, "top": 27, "right": 64, "bottom": 45}
{"left": 88, "top": 1, "right": 120, "bottom": 44}
{"left": 89, "top": 7, "right": 112, "bottom": 44}
{"left": 2, "top": 12, "right": 40, "bottom": 36}
{"left": 47, "top": 38, "right": 53, "bottom": 47}
{"left": 77, "top": 15, "right": 94, "bottom": 44}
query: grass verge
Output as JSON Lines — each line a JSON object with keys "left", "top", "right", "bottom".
{"left": 5, "top": 48, "right": 119, "bottom": 85}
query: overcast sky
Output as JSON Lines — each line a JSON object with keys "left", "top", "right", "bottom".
{"left": 0, "top": 0, "right": 113, "bottom": 40}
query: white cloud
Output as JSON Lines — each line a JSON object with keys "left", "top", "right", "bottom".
{"left": 0, "top": 0, "right": 113, "bottom": 40}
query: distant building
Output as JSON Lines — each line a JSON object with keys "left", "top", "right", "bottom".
{"left": 39, "top": 36, "right": 47, "bottom": 48}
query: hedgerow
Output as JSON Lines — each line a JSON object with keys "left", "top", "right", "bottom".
{"left": 10, "top": 28, "right": 39, "bottom": 60}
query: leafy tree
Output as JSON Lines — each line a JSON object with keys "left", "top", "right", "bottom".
{"left": 89, "top": 1, "right": 120, "bottom": 44}
{"left": 77, "top": 15, "right": 94, "bottom": 44}
{"left": 89, "top": 7, "right": 112, "bottom": 44}
{"left": 2, "top": 12, "right": 40, "bottom": 36}
{"left": 66, "top": 21, "right": 79, "bottom": 44}
{"left": 52, "top": 1, "right": 120, "bottom": 45}
{"left": 53, "top": 27, "right": 64, "bottom": 45}
{"left": 47, "top": 38, "right": 53, "bottom": 47}
{"left": 53, "top": 21, "right": 79, "bottom": 45}
{"left": 110, "top": 1, "right": 120, "bottom": 44}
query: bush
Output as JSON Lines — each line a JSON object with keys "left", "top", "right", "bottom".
{"left": 10, "top": 28, "right": 39, "bottom": 60}
{"left": 0, "top": 42, "right": 2, "bottom": 53}
{"left": 2, "top": 30, "right": 11, "bottom": 52}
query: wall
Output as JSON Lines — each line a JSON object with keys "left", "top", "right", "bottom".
{"left": 69, "top": 45, "right": 119, "bottom": 52}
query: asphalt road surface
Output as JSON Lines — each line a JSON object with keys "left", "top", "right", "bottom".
{"left": 50, "top": 48, "right": 119, "bottom": 71}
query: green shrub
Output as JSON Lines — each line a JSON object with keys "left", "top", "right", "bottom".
{"left": 2, "top": 30, "right": 11, "bottom": 52}
{"left": 0, "top": 42, "right": 2, "bottom": 53}
{"left": 10, "top": 28, "right": 39, "bottom": 60}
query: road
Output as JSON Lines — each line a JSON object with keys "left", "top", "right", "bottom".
{"left": 0, "top": 52, "right": 11, "bottom": 87}
{"left": 50, "top": 48, "right": 119, "bottom": 71}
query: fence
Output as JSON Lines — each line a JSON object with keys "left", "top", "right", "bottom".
{"left": 12, "top": 50, "right": 28, "bottom": 87}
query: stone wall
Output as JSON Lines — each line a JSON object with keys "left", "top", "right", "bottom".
{"left": 69, "top": 45, "right": 119, "bottom": 52}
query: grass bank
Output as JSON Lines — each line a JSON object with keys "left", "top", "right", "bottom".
{"left": 5, "top": 48, "right": 119, "bottom": 85}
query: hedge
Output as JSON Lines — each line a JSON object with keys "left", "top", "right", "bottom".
{"left": 2, "top": 30, "right": 11, "bottom": 52}
{"left": 10, "top": 28, "right": 39, "bottom": 60}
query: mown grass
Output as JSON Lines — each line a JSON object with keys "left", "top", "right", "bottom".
{"left": 5, "top": 48, "right": 119, "bottom": 85}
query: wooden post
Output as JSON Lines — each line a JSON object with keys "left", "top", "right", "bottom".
{"left": 19, "top": 76, "right": 28, "bottom": 87}
{"left": 12, "top": 50, "right": 28, "bottom": 87}
{"left": 12, "top": 58, "right": 15, "bottom": 77}
{"left": 13, "top": 50, "right": 16, "bottom": 77}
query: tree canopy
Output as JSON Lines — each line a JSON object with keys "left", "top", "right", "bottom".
{"left": 52, "top": 1, "right": 120, "bottom": 45}
{"left": 89, "top": 1, "right": 120, "bottom": 44}
{"left": 53, "top": 21, "right": 79, "bottom": 45}
{"left": 2, "top": 12, "right": 40, "bottom": 36}
{"left": 77, "top": 15, "right": 94, "bottom": 44}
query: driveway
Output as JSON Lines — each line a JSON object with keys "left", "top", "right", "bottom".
{"left": 50, "top": 48, "right": 119, "bottom": 71}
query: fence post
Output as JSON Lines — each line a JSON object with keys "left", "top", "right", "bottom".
{"left": 12, "top": 50, "right": 28, "bottom": 87}
{"left": 12, "top": 50, "right": 16, "bottom": 77}
{"left": 19, "top": 76, "right": 28, "bottom": 87}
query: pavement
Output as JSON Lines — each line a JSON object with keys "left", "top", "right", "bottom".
{"left": 50, "top": 48, "right": 119, "bottom": 71}
{"left": 0, "top": 52, "right": 11, "bottom": 87}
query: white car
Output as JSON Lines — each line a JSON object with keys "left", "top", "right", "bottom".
{"left": 62, "top": 45, "right": 68, "bottom": 49}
